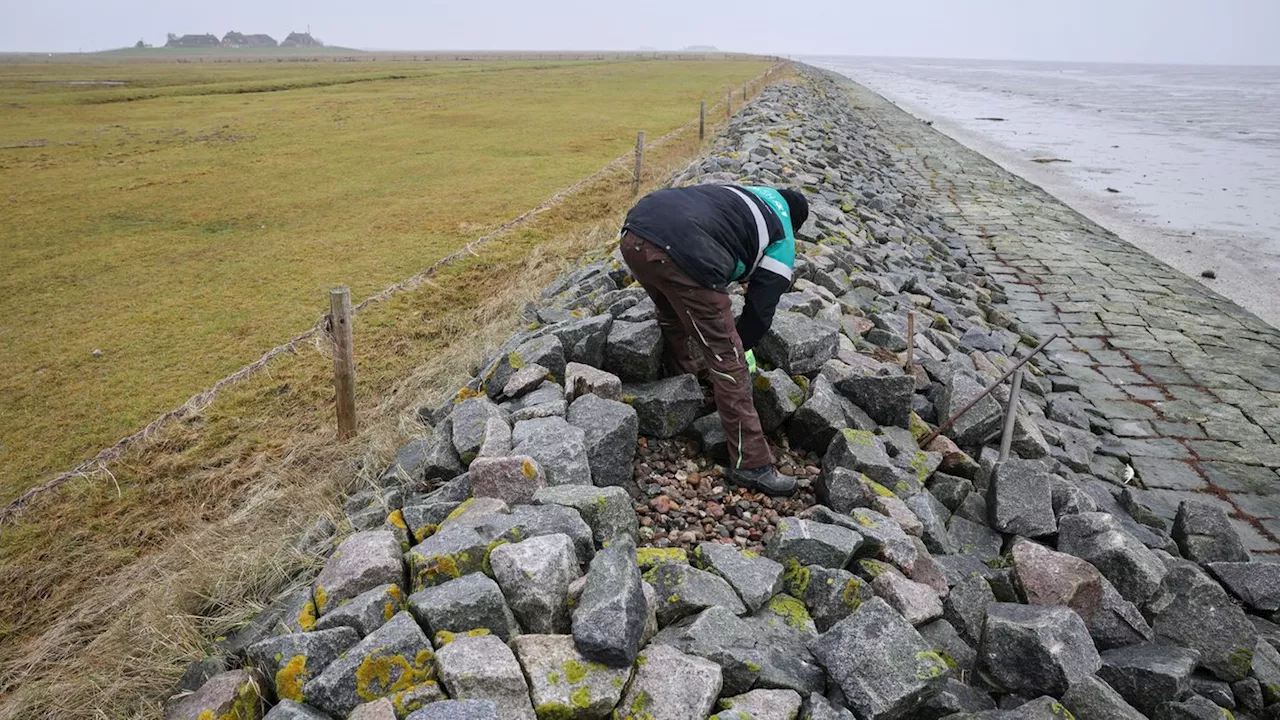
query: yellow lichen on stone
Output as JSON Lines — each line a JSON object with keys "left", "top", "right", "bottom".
{"left": 388, "top": 509, "right": 408, "bottom": 530}
{"left": 908, "top": 413, "right": 931, "bottom": 442}
{"left": 354, "top": 649, "right": 435, "bottom": 701}
{"left": 297, "top": 599, "right": 317, "bottom": 632}
{"left": 414, "top": 524, "right": 438, "bottom": 543}
{"left": 522, "top": 459, "right": 538, "bottom": 480}
{"left": 313, "top": 586, "right": 329, "bottom": 615}
{"left": 842, "top": 429, "right": 876, "bottom": 447}
{"left": 455, "top": 386, "right": 483, "bottom": 403}
{"left": 444, "top": 498, "right": 475, "bottom": 522}
{"left": 562, "top": 659, "right": 587, "bottom": 683}
{"left": 571, "top": 686, "right": 591, "bottom": 709}
{"left": 435, "top": 630, "right": 456, "bottom": 646}
{"left": 783, "top": 558, "right": 810, "bottom": 596}
{"left": 866, "top": 480, "right": 896, "bottom": 498}
{"left": 766, "top": 594, "right": 812, "bottom": 630}
{"left": 636, "top": 547, "right": 687, "bottom": 570}
{"left": 275, "top": 655, "right": 308, "bottom": 702}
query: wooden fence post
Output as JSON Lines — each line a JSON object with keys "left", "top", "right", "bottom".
{"left": 743, "top": 83, "right": 747, "bottom": 101}
{"left": 632, "top": 131, "right": 645, "bottom": 196}
{"left": 727, "top": 93, "right": 732, "bottom": 120}
{"left": 329, "top": 287, "right": 357, "bottom": 439}
{"left": 699, "top": 100, "right": 706, "bottom": 141}
{"left": 906, "top": 311, "right": 915, "bottom": 368}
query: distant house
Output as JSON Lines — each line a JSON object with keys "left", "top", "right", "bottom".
{"left": 221, "top": 32, "right": 278, "bottom": 48}
{"left": 280, "top": 32, "right": 323, "bottom": 47}
{"left": 165, "top": 33, "right": 220, "bottom": 48}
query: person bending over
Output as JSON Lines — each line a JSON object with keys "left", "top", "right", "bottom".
{"left": 620, "top": 183, "right": 808, "bottom": 496}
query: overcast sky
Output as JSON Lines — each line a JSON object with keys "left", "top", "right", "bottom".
{"left": 2, "top": 0, "right": 1278, "bottom": 65}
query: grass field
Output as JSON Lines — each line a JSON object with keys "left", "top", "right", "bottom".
{"left": 0, "top": 54, "right": 779, "bottom": 718}
{"left": 0, "top": 57, "right": 767, "bottom": 503}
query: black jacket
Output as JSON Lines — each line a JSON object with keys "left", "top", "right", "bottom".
{"left": 622, "top": 184, "right": 794, "bottom": 350}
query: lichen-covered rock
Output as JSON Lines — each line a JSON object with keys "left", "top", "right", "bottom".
{"left": 566, "top": 394, "right": 639, "bottom": 488}
{"left": 1145, "top": 563, "right": 1258, "bottom": 682}
{"left": 407, "top": 572, "right": 520, "bottom": 643}
{"left": 711, "top": 689, "right": 803, "bottom": 720}
{"left": 512, "top": 416, "right": 592, "bottom": 487}
{"left": 782, "top": 564, "right": 867, "bottom": 633}
{"left": 1172, "top": 500, "right": 1251, "bottom": 565}
{"left": 822, "top": 429, "right": 903, "bottom": 489}
{"left": 979, "top": 602, "right": 1101, "bottom": 698}
{"left": 604, "top": 319, "right": 664, "bottom": 382}
{"left": 614, "top": 644, "right": 722, "bottom": 720}
{"left": 512, "top": 634, "right": 631, "bottom": 720}
{"left": 314, "top": 531, "right": 405, "bottom": 617}
{"left": 435, "top": 633, "right": 535, "bottom": 720}
{"left": 401, "top": 502, "right": 462, "bottom": 547}
{"left": 623, "top": 375, "right": 704, "bottom": 438}
{"left": 810, "top": 597, "right": 949, "bottom": 719}
{"left": 1057, "top": 512, "right": 1168, "bottom": 606}
{"left": 989, "top": 459, "right": 1057, "bottom": 538}
{"left": 404, "top": 523, "right": 488, "bottom": 592}
{"left": 646, "top": 561, "right": 747, "bottom": 627}
{"left": 757, "top": 311, "right": 838, "bottom": 376}
{"left": 469, "top": 456, "right": 547, "bottom": 506}
{"left": 752, "top": 369, "right": 804, "bottom": 434}
{"left": 471, "top": 503, "right": 595, "bottom": 565}
{"left": 918, "top": 619, "right": 976, "bottom": 674}
{"left": 834, "top": 373, "right": 915, "bottom": 429}
{"left": 764, "top": 518, "right": 862, "bottom": 569}
{"left": 532, "top": 485, "right": 638, "bottom": 546}
{"left": 487, "top": 335, "right": 567, "bottom": 400}
{"left": 572, "top": 535, "right": 646, "bottom": 667}
{"left": 303, "top": 612, "right": 435, "bottom": 718}
{"left": 1097, "top": 643, "right": 1199, "bottom": 716}
{"left": 490, "top": 533, "right": 581, "bottom": 635}
{"left": 692, "top": 541, "right": 785, "bottom": 613}
{"left": 165, "top": 669, "right": 263, "bottom": 720}
{"left": 313, "top": 584, "right": 405, "bottom": 638}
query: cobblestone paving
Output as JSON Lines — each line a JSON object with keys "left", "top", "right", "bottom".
{"left": 840, "top": 79, "right": 1280, "bottom": 556}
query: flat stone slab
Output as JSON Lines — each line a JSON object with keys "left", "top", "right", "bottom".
{"left": 615, "top": 643, "right": 722, "bottom": 720}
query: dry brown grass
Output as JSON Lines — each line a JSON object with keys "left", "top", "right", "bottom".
{"left": 0, "top": 66, "right": 793, "bottom": 719}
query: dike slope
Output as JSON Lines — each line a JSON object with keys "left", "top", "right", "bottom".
{"left": 166, "top": 66, "right": 1280, "bottom": 720}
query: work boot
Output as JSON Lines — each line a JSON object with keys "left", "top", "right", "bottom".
{"left": 727, "top": 465, "right": 797, "bottom": 497}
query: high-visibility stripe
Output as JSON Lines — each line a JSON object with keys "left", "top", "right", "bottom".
{"left": 723, "top": 186, "right": 768, "bottom": 272}
{"left": 758, "top": 255, "right": 792, "bottom": 281}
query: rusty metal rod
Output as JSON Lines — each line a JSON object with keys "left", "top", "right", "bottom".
{"left": 918, "top": 333, "right": 1059, "bottom": 449}
{"left": 998, "top": 368, "right": 1024, "bottom": 462}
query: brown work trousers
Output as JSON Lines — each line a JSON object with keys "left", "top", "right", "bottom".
{"left": 621, "top": 231, "right": 773, "bottom": 470}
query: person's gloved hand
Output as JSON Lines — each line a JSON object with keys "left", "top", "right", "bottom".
{"left": 745, "top": 349, "right": 758, "bottom": 374}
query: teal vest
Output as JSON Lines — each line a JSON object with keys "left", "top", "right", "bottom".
{"left": 729, "top": 186, "right": 797, "bottom": 282}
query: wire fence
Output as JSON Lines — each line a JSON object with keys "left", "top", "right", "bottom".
{"left": 0, "top": 61, "right": 788, "bottom": 525}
